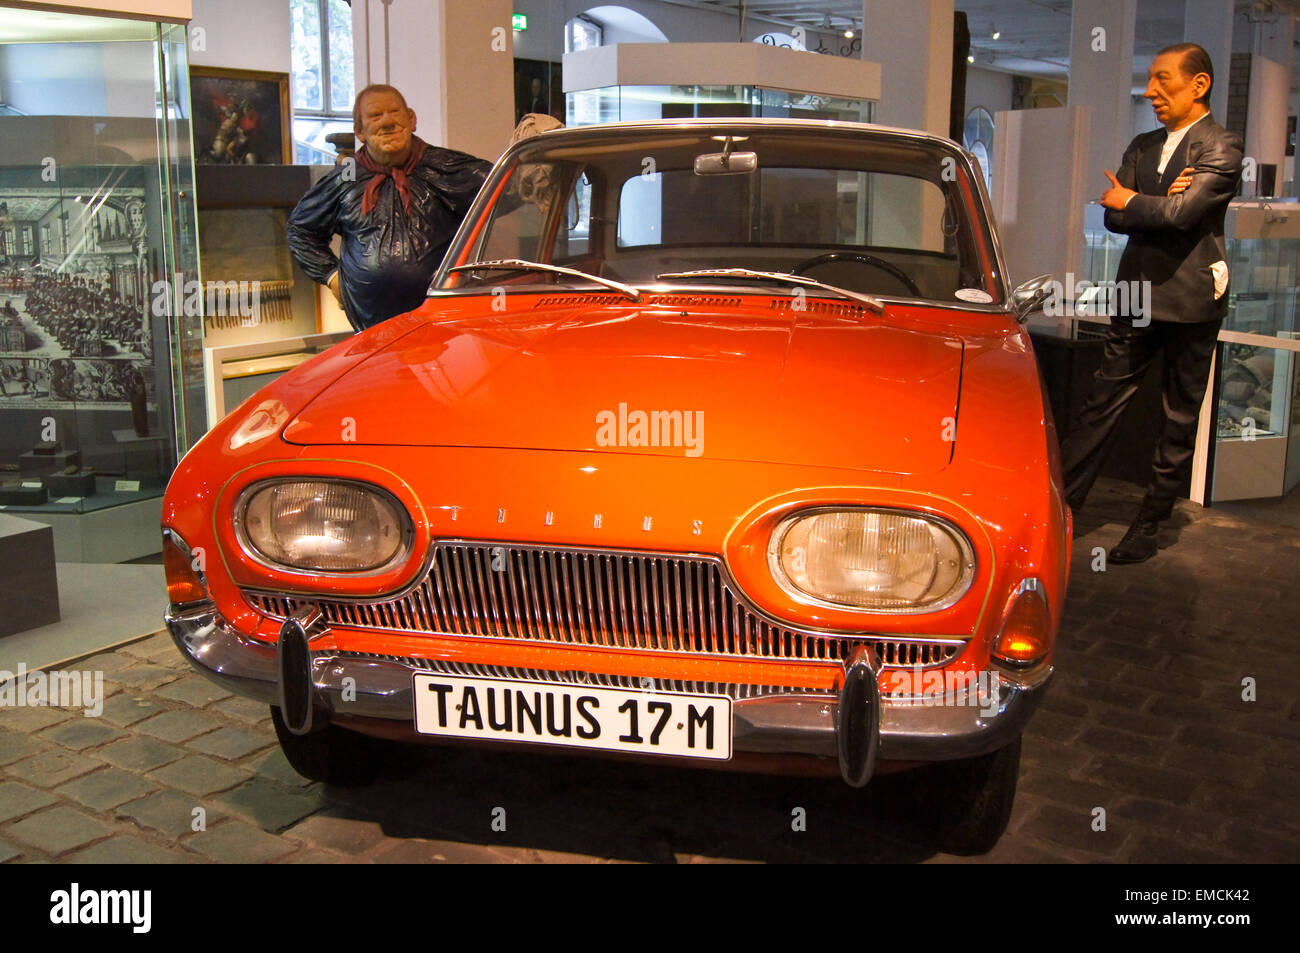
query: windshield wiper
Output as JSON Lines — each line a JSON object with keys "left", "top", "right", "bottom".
{"left": 656, "top": 268, "right": 884, "bottom": 313}
{"left": 447, "top": 259, "right": 642, "bottom": 302}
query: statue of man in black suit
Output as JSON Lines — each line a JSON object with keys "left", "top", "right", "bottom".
{"left": 1062, "top": 42, "right": 1243, "bottom": 563}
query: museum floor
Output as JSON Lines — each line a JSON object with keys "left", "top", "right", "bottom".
{"left": 0, "top": 477, "right": 1296, "bottom": 864}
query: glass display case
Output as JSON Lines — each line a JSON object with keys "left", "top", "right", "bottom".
{"left": 0, "top": 7, "right": 200, "bottom": 559}
{"left": 1211, "top": 201, "right": 1300, "bottom": 502}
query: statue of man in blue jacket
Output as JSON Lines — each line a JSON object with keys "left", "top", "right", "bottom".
{"left": 287, "top": 85, "right": 492, "bottom": 331}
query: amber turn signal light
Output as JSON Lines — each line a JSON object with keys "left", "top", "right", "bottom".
{"left": 992, "top": 579, "right": 1052, "bottom": 666}
{"left": 163, "top": 529, "right": 207, "bottom": 606}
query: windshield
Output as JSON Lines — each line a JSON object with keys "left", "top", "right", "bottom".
{"left": 433, "top": 125, "right": 1002, "bottom": 306}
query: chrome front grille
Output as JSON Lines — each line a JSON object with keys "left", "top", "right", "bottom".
{"left": 334, "top": 653, "right": 836, "bottom": 700}
{"left": 246, "top": 541, "right": 964, "bottom": 667}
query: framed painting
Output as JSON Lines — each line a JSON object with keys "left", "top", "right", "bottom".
{"left": 190, "top": 67, "right": 292, "bottom": 165}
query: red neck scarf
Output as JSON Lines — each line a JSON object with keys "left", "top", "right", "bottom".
{"left": 358, "top": 136, "right": 428, "bottom": 216}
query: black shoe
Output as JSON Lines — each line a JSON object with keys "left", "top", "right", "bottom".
{"left": 1109, "top": 518, "right": 1159, "bottom": 564}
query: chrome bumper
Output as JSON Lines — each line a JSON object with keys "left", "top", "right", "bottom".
{"left": 166, "top": 601, "right": 1049, "bottom": 764}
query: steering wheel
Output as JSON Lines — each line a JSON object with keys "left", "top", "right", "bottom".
{"left": 791, "top": 252, "right": 922, "bottom": 298}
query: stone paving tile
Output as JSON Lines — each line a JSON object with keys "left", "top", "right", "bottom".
{"left": 1220, "top": 821, "right": 1300, "bottom": 863}
{"left": 1111, "top": 795, "right": 1233, "bottom": 844}
{"left": 0, "top": 839, "right": 19, "bottom": 862}
{"left": 1238, "top": 764, "right": 1300, "bottom": 804}
{"left": 1015, "top": 803, "right": 1128, "bottom": 858}
{"left": 7, "top": 748, "right": 102, "bottom": 788}
{"left": 1087, "top": 703, "right": 1182, "bottom": 739}
{"left": 1088, "top": 757, "right": 1207, "bottom": 805}
{"left": 1160, "top": 744, "right": 1266, "bottom": 790}
{"left": 77, "top": 651, "right": 139, "bottom": 675}
{"left": 56, "top": 767, "right": 157, "bottom": 812}
{"left": 153, "top": 677, "right": 234, "bottom": 708}
{"left": 1017, "top": 771, "right": 1117, "bottom": 811}
{"left": 214, "top": 778, "right": 324, "bottom": 834}
{"left": 212, "top": 695, "right": 271, "bottom": 724}
{"left": 7, "top": 805, "right": 113, "bottom": 855}
{"left": 0, "top": 781, "right": 58, "bottom": 823}
{"left": 0, "top": 730, "right": 47, "bottom": 766}
{"left": 96, "top": 736, "right": 186, "bottom": 772}
{"left": 96, "top": 693, "right": 167, "bottom": 727}
{"left": 1122, "top": 833, "right": 1242, "bottom": 864}
{"left": 245, "top": 748, "right": 321, "bottom": 790}
{"left": 1174, "top": 722, "right": 1268, "bottom": 755}
{"left": 287, "top": 813, "right": 386, "bottom": 855}
{"left": 278, "top": 847, "right": 354, "bottom": 863}
{"left": 1076, "top": 725, "right": 1169, "bottom": 762}
{"left": 67, "top": 836, "right": 200, "bottom": 864}
{"left": 0, "top": 705, "right": 74, "bottom": 733}
{"left": 109, "top": 664, "right": 184, "bottom": 692}
{"left": 38, "top": 718, "right": 123, "bottom": 751}
{"left": 185, "top": 726, "right": 275, "bottom": 762}
{"left": 116, "top": 789, "right": 210, "bottom": 838}
{"left": 1195, "top": 785, "right": 1300, "bottom": 837}
{"left": 183, "top": 819, "right": 298, "bottom": 864}
{"left": 134, "top": 709, "right": 225, "bottom": 743}
{"left": 148, "top": 755, "right": 249, "bottom": 798}
{"left": 366, "top": 838, "right": 507, "bottom": 863}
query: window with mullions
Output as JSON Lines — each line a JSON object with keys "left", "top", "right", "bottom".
{"left": 291, "top": 0, "right": 355, "bottom": 164}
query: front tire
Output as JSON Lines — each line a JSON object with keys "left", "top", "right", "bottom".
{"left": 921, "top": 736, "right": 1022, "bottom": 855}
{"left": 270, "top": 705, "right": 379, "bottom": 786}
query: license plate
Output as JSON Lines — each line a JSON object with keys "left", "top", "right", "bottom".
{"left": 412, "top": 674, "right": 732, "bottom": 760}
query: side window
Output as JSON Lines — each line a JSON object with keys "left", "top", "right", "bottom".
{"left": 474, "top": 163, "right": 588, "bottom": 265}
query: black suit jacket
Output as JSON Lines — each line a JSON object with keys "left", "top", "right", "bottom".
{"left": 1103, "top": 113, "right": 1243, "bottom": 324}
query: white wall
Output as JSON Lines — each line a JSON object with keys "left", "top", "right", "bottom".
{"left": 1245, "top": 54, "right": 1289, "bottom": 197}
{"left": 188, "top": 0, "right": 290, "bottom": 72}
{"left": 993, "top": 105, "right": 1090, "bottom": 286}
{"left": 964, "top": 66, "right": 1012, "bottom": 115}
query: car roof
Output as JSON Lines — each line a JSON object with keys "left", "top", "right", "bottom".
{"left": 524, "top": 116, "right": 962, "bottom": 151}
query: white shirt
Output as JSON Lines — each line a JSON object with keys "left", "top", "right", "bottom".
{"left": 1157, "top": 112, "right": 1210, "bottom": 175}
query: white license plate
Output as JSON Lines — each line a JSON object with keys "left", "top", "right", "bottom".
{"left": 412, "top": 674, "right": 732, "bottom": 760}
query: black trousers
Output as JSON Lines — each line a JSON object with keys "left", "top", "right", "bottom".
{"left": 1060, "top": 317, "right": 1221, "bottom": 521}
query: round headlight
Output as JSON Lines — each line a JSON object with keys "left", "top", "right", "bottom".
{"left": 238, "top": 480, "right": 409, "bottom": 573}
{"left": 769, "top": 508, "right": 975, "bottom": 612}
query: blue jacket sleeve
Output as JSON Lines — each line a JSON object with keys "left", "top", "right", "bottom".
{"left": 286, "top": 168, "right": 348, "bottom": 285}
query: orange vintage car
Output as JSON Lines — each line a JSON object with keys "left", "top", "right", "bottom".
{"left": 163, "top": 118, "right": 1070, "bottom": 854}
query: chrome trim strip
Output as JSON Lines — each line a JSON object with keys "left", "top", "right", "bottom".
{"left": 166, "top": 602, "right": 1045, "bottom": 762}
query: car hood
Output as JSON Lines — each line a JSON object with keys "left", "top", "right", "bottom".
{"left": 282, "top": 301, "right": 965, "bottom": 474}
